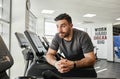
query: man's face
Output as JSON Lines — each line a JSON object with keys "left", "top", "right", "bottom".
{"left": 56, "top": 19, "right": 72, "bottom": 38}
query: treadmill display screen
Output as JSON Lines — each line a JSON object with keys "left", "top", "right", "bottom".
{"left": 15, "top": 32, "right": 29, "bottom": 48}
{"left": 24, "top": 30, "right": 47, "bottom": 57}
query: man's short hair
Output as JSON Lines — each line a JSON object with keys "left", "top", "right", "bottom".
{"left": 54, "top": 13, "right": 72, "bottom": 24}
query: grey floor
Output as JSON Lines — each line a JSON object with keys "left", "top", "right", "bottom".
{"left": 95, "top": 59, "right": 120, "bottom": 79}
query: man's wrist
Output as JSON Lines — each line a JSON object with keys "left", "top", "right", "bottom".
{"left": 53, "top": 60, "right": 57, "bottom": 67}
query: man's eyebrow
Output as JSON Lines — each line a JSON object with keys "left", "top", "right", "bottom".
{"left": 61, "top": 23, "right": 66, "bottom": 25}
{"left": 56, "top": 23, "right": 66, "bottom": 26}
{"left": 61, "top": 24, "right": 65, "bottom": 26}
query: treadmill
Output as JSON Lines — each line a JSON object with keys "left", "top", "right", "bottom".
{"left": 15, "top": 32, "right": 34, "bottom": 76}
{"left": 24, "top": 30, "right": 57, "bottom": 77}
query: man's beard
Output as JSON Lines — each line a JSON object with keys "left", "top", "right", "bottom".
{"left": 59, "top": 32, "right": 70, "bottom": 38}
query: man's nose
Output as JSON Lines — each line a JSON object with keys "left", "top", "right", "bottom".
{"left": 58, "top": 27, "right": 62, "bottom": 33}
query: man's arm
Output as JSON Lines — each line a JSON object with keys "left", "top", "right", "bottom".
{"left": 45, "top": 48, "right": 73, "bottom": 73}
{"left": 53, "top": 51, "right": 96, "bottom": 73}
{"left": 45, "top": 48, "right": 58, "bottom": 66}
{"left": 46, "top": 49, "right": 96, "bottom": 73}
{"left": 0, "top": 56, "right": 11, "bottom": 72}
{"left": 74, "top": 51, "right": 96, "bottom": 68}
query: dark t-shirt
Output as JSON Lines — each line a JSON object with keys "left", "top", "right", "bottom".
{"left": 49, "top": 28, "right": 97, "bottom": 77}
{"left": 50, "top": 28, "right": 94, "bottom": 61}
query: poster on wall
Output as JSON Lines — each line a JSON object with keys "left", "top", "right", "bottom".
{"left": 114, "top": 36, "right": 120, "bottom": 59}
{"left": 94, "top": 27, "right": 107, "bottom": 44}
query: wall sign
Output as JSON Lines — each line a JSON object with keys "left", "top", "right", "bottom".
{"left": 94, "top": 27, "right": 107, "bottom": 44}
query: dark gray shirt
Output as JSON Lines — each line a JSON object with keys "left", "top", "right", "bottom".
{"left": 50, "top": 28, "right": 94, "bottom": 61}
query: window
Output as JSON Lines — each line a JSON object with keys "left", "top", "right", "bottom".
{"left": 45, "top": 21, "right": 57, "bottom": 36}
{"left": 0, "top": 0, "right": 11, "bottom": 48}
{"left": 25, "top": 10, "right": 37, "bottom": 32}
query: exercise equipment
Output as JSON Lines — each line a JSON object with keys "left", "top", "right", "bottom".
{"left": 24, "top": 30, "right": 46, "bottom": 60}
{"left": 24, "top": 30, "right": 57, "bottom": 77}
{"left": 0, "top": 35, "right": 14, "bottom": 79}
{"left": 15, "top": 32, "right": 34, "bottom": 76}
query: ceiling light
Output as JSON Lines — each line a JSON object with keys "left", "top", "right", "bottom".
{"left": 41, "top": 9, "right": 55, "bottom": 14}
{"left": 83, "top": 14, "right": 96, "bottom": 17}
{"left": 116, "top": 18, "right": 120, "bottom": 20}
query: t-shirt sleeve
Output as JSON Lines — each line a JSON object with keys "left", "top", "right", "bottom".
{"left": 49, "top": 34, "right": 59, "bottom": 51}
{"left": 80, "top": 32, "right": 94, "bottom": 54}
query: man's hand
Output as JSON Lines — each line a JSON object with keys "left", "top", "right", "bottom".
{"left": 54, "top": 58, "right": 74, "bottom": 73}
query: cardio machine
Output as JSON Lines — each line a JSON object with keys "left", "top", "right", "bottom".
{"left": 24, "top": 30, "right": 57, "bottom": 77}
{"left": 15, "top": 32, "right": 34, "bottom": 76}
{"left": 15, "top": 31, "right": 61, "bottom": 78}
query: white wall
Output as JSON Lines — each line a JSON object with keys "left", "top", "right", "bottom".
{"left": 11, "top": 0, "right": 26, "bottom": 79}
{"left": 106, "top": 24, "right": 114, "bottom": 61}
{"left": 75, "top": 23, "right": 114, "bottom": 61}
{"left": 91, "top": 26, "right": 107, "bottom": 59}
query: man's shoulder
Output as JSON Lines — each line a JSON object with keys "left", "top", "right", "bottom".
{"left": 73, "top": 28, "right": 88, "bottom": 36}
{"left": 54, "top": 33, "right": 62, "bottom": 42}
{"left": 54, "top": 33, "right": 60, "bottom": 39}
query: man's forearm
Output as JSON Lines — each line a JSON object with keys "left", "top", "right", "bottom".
{"left": 0, "top": 56, "right": 11, "bottom": 72}
{"left": 46, "top": 53, "right": 57, "bottom": 66}
{"left": 74, "top": 57, "right": 96, "bottom": 68}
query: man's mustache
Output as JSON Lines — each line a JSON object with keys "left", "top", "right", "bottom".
{"left": 59, "top": 32, "right": 65, "bottom": 34}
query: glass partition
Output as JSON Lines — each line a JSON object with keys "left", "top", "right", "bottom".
{"left": 0, "top": 0, "right": 11, "bottom": 48}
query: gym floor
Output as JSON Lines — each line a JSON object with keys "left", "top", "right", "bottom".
{"left": 95, "top": 59, "right": 120, "bottom": 79}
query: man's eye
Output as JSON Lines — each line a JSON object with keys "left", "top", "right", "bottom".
{"left": 62, "top": 25, "right": 66, "bottom": 28}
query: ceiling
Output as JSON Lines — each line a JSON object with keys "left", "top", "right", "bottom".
{"left": 30, "top": 0, "right": 120, "bottom": 25}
